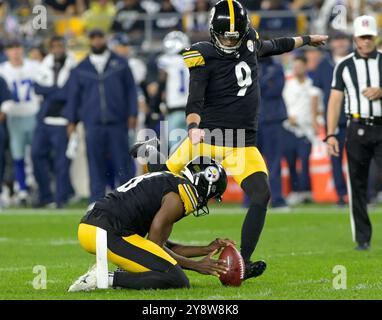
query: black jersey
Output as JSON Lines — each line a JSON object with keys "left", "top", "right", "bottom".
{"left": 84, "top": 172, "right": 199, "bottom": 237}
{"left": 182, "top": 29, "right": 296, "bottom": 146}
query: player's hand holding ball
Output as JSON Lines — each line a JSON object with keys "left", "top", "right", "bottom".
{"left": 194, "top": 249, "right": 228, "bottom": 277}
{"left": 206, "top": 238, "right": 236, "bottom": 254}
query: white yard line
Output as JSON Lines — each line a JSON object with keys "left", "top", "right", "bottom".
{"left": 1, "top": 207, "right": 382, "bottom": 216}
{"left": 0, "top": 265, "right": 69, "bottom": 272}
{"left": 0, "top": 238, "right": 78, "bottom": 246}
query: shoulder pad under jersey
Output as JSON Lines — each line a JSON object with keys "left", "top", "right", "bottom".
{"left": 181, "top": 41, "right": 216, "bottom": 69}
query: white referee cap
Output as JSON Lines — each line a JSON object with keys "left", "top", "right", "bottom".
{"left": 353, "top": 15, "right": 378, "bottom": 37}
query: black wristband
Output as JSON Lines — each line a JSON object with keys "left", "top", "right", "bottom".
{"left": 187, "top": 122, "right": 199, "bottom": 131}
{"left": 323, "top": 134, "right": 336, "bottom": 143}
{"left": 302, "top": 35, "right": 311, "bottom": 46}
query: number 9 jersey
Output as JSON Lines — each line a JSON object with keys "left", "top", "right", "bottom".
{"left": 181, "top": 28, "right": 295, "bottom": 146}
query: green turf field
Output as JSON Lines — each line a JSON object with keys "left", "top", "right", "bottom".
{"left": 1, "top": 204, "right": 382, "bottom": 300}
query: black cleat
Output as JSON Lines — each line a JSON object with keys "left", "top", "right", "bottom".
{"left": 130, "top": 137, "right": 159, "bottom": 158}
{"left": 244, "top": 260, "right": 267, "bottom": 280}
{"left": 355, "top": 242, "right": 370, "bottom": 251}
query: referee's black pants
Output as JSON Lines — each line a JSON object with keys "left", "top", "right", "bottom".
{"left": 346, "top": 122, "right": 382, "bottom": 245}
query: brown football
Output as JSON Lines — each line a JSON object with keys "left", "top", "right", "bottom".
{"left": 219, "top": 245, "right": 245, "bottom": 287}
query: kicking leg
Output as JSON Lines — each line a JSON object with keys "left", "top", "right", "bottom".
{"left": 240, "top": 172, "right": 270, "bottom": 262}
{"left": 222, "top": 147, "right": 269, "bottom": 280}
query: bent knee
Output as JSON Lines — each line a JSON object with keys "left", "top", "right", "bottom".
{"left": 242, "top": 172, "right": 271, "bottom": 206}
{"left": 169, "top": 265, "right": 190, "bottom": 289}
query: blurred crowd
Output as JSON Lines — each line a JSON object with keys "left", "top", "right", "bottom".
{"left": 0, "top": 0, "right": 382, "bottom": 210}
{"left": 1, "top": 1, "right": 381, "bottom": 49}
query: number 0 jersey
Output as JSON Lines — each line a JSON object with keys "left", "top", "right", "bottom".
{"left": 83, "top": 172, "right": 199, "bottom": 237}
{"left": 182, "top": 29, "right": 296, "bottom": 146}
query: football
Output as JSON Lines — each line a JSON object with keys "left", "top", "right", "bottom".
{"left": 219, "top": 245, "right": 245, "bottom": 287}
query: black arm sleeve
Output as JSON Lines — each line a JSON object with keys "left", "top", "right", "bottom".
{"left": 257, "top": 38, "right": 295, "bottom": 58}
{"left": 185, "top": 67, "right": 209, "bottom": 116}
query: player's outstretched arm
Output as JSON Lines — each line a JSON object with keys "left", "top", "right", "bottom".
{"left": 257, "top": 35, "right": 328, "bottom": 58}
{"left": 165, "top": 238, "right": 235, "bottom": 258}
{"left": 293, "top": 35, "right": 328, "bottom": 48}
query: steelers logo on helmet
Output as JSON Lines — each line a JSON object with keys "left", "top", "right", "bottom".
{"left": 181, "top": 156, "right": 228, "bottom": 216}
{"left": 204, "top": 166, "right": 220, "bottom": 183}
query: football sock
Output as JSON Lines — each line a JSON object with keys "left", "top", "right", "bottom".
{"left": 14, "top": 159, "right": 27, "bottom": 191}
{"left": 240, "top": 203, "right": 267, "bottom": 263}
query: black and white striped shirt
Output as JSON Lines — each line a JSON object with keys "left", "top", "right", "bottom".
{"left": 331, "top": 50, "right": 382, "bottom": 118}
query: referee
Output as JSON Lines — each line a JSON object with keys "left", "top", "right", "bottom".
{"left": 326, "top": 15, "right": 382, "bottom": 250}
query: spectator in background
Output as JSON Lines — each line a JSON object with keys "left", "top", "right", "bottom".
{"left": 283, "top": 55, "right": 318, "bottom": 205}
{"left": 0, "top": 76, "right": 11, "bottom": 209}
{"left": 44, "top": 0, "right": 77, "bottom": 16}
{"left": 109, "top": 34, "right": 148, "bottom": 121}
{"left": 154, "top": 0, "right": 182, "bottom": 37}
{"left": 170, "top": 0, "right": 197, "bottom": 13}
{"left": 28, "top": 45, "right": 47, "bottom": 63}
{"left": 32, "top": 36, "right": 77, "bottom": 208}
{"left": 66, "top": 29, "right": 138, "bottom": 207}
{"left": 109, "top": 33, "right": 149, "bottom": 174}
{"left": 190, "top": 0, "right": 212, "bottom": 32}
{"left": 312, "top": 31, "right": 351, "bottom": 206}
{"left": 240, "top": 0, "right": 262, "bottom": 10}
{"left": 312, "top": 0, "right": 347, "bottom": 35}
{"left": 259, "top": 0, "right": 297, "bottom": 35}
{"left": 184, "top": 0, "right": 212, "bottom": 41}
{"left": 82, "top": 0, "right": 116, "bottom": 33}
{"left": 112, "top": 0, "right": 146, "bottom": 45}
{"left": 0, "top": 42, "right": 7, "bottom": 64}
{"left": 157, "top": 31, "right": 190, "bottom": 151}
{"left": 257, "top": 55, "right": 289, "bottom": 211}
{"left": 304, "top": 47, "right": 323, "bottom": 78}
{"left": 109, "top": 33, "right": 147, "bottom": 90}
{"left": 0, "top": 40, "right": 40, "bottom": 206}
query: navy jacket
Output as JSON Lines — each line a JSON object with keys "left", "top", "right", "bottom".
{"left": 65, "top": 52, "right": 138, "bottom": 127}
{"left": 313, "top": 53, "right": 347, "bottom": 127}
{"left": 258, "top": 56, "right": 288, "bottom": 124}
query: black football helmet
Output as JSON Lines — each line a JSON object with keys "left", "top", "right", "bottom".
{"left": 181, "top": 156, "right": 228, "bottom": 216}
{"left": 210, "top": 0, "right": 250, "bottom": 55}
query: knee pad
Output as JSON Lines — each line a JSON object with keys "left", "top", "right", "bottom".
{"left": 241, "top": 172, "right": 271, "bottom": 206}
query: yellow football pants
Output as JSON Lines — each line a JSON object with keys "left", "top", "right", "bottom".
{"left": 166, "top": 138, "right": 268, "bottom": 186}
{"left": 77, "top": 223, "right": 177, "bottom": 272}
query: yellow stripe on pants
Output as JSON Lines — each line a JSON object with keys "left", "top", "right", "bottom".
{"left": 77, "top": 223, "right": 176, "bottom": 273}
